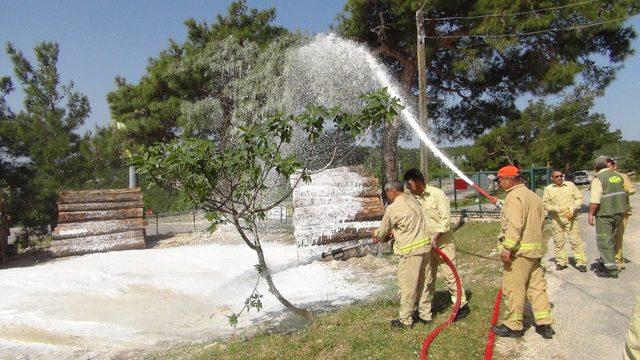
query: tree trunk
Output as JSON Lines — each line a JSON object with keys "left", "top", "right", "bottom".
{"left": 254, "top": 244, "right": 313, "bottom": 320}
{"left": 381, "top": 117, "right": 401, "bottom": 204}
{"left": 235, "top": 219, "right": 313, "bottom": 320}
{"left": 380, "top": 62, "right": 417, "bottom": 200}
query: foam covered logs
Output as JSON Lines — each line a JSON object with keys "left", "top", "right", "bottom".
{"left": 290, "top": 166, "right": 384, "bottom": 246}
{"left": 51, "top": 188, "right": 146, "bottom": 257}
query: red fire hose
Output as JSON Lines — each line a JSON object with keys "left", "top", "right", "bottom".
{"left": 417, "top": 183, "right": 502, "bottom": 359}
{"left": 484, "top": 289, "right": 503, "bottom": 360}
{"left": 420, "top": 246, "right": 462, "bottom": 360}
{"left": 419, "top": 246, "right": 502, "bottom": 360}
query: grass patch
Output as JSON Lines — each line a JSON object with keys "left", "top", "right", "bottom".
{"left": 147, "top": 222, "right": 504, "bottom": 360}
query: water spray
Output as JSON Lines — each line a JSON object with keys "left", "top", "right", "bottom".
{"left": 358, "top": 40, "right": 501, "bottom": 210}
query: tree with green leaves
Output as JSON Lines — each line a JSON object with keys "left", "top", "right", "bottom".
{"left": 335, "top": 0, "right": 639, "bottom": 180}
{"left": 132, "top": 89, "right": 402, "bottom": 321}
{"left": 107, "top": 0, "right": 293, "bottom": 148}
{"left": 620, "top": 143, "right": 640, "bottom": 173}
{"left": 0, "top": 42, "right": 90, "bottom": 229}
{"left": 466, "top": 88, "right": 620, "bottom": 171}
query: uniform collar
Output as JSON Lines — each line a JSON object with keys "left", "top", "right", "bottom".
{"left": 419, "top": 184, "right": 435, "bottom": 197}
{"left": 506, "top": 183, "right": 526, "bottom": 194}
{"left": 552, "top": 182, "right": 567, "bottom": 187}
{"left": 597, "top": 168, "right": 609, "bottom": 174}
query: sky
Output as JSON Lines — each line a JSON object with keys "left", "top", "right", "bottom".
{"left": 1, "top": 0, "right": 639, "bottom": 142}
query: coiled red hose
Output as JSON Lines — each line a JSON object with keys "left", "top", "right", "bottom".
{"left": 420, "top": 246, "right": 462, "bottom": 360}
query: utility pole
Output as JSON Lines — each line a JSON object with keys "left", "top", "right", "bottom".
{"left": 128, "top": 165, "right": 137, "bottom": 189}
{"left": 416, "top": 9, "right": 429, "bottom": 181}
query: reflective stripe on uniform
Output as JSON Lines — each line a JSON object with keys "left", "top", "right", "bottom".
{"left": 397, "top": 238, "right": 430, "bottom": 254}
{"left": 518, "top": 243, "right": 544, "bottom": 250}
{"left": 534, "top": 310, "right": 552, "bottom": 320}
{"left": 602, "top": 191, "right": 627, "bottom": 199}
{"left": 503, "top": 238, "right": 518, "bottom": 249}
{"left": 503, "top": 238, "right": 544, "bottom": 251}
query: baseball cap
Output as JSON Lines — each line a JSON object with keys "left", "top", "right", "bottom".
{"left": 594, "top": 155, "right": 608, "bottom": 168}
{"left": 496, "top": 165, "right": 520, "bottom": 178}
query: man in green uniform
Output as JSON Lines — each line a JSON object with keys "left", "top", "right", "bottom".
{"left": 403, "top": 168, "right": 470, "bottom": 321}
{"left": 373, "top": 180, "right": 432, "bottom": 328}
{"left": 607, "top": 158, "right": 636, "bottom": 270}
{"left": 492, "top": 165, "right": 555, "bottom": 339}
{"left": 589, "top": 156, "right": 628, "bottom": 278}
{"left": 542, "top": 170, "right": 587, "bottom": 272}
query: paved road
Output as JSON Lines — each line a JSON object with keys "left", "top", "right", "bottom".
{"left": 498, "top": 184, "right": 640, "bottom": 359}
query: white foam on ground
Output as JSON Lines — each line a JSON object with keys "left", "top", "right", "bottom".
{"left": 0, "top": 243, "right": 383, "bottom": 358}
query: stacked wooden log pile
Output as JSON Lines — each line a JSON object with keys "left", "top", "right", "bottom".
{"left": 50, "top": 188, "right": 146, "bottom": 257}
{"left": 290, "top": 166, "right": 384, "bottom": 246}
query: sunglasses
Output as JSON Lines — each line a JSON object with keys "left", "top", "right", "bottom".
{"left": 552, "top": 175, "right": 563, "bottom": 178}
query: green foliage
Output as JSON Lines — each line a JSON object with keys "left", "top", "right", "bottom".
{"left": 107, "top": 1, "right": 295, "bottom": 149}
{"left": 361, "top": 145, "right": 462, "bottom": 181}
{"left": 620, "top": 143, "right": 640, "bottom": 172}
{"left": 594, "top": 140, "right": 640, "bottom": 172}
{"left": 0, "top": 42, "right": 91, "bottom": 227}
{"left": 132, "top": 88, "right": 401, "bottom": 322}
{"left": 335, "top": 0, "right": 640, "bottom": 140}
{"left": 185, "top": 0, "right": 286, "bottom": 47}
{"left": 467, "top": 89, "right": 620, "bottom": 171}
{"left": 131, "top": 89, "right": 401, "bottom": 223}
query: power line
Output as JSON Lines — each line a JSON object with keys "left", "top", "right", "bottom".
{"left": 425, "top": 16, "right": 629, "bottom": 39}
{"left": 426, "top": 0, "right": 599, "bottom": 21}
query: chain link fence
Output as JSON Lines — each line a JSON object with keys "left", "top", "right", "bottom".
{"left": 429, "top": 167, "right": 551, "bottom": 218}
{"left": 144, "top": 206, "right": 292, "bottom": 237}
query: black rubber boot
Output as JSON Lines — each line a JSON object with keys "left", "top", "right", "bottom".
{"left": 411, "top": 311, "right": 432, "bottom": 324}
{"left": 390, "top": 319, "right": 412, "bottom": 329}
{"left": 576, "top": 265, "right": 588, "bottom": 273}
{"left": 556, "top": 264, "right": 568, "bottom": 271}
{"left": 595, "top": 268, "right": 619, "bottom": 278}
{"left": 454, "top": 304, "right": 470, "bottom": 322}
{"left": 492, "top": 324, "right": 524, "bottom": 338}
{"left": 535, "top": 324, "right": 555, "bottom": 339}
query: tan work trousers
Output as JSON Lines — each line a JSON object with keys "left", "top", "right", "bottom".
{"left": 615, "top": 214, "right": 630, "bottom": 267}
{"left": 425, "top": 242, "right": 467, "bottom": 307}
{"left": 551, "top": 216, "right": 587, "bottom": 266}
{"left": 502, "top": 256, "right": 553, "bottom": 331}
{"left": 625, "top": 295, "right": 640, "bottom": 360}
{"left": 398, "top": 252, "right": 433, "bottom": 325}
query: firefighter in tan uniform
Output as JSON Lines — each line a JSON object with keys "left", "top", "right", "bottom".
{"left": 607, "top": 158, "right": 636, "bottom": 269}
{"left": 542, "top": 170, "right": 587, "bottom": 272}
{"left": 492, "top": 165, "right": 555, "bottom": 339}
{"left": 403, "top": 168, "right": 470, "bottom": 321}
{"left": 625, "top": 295, "right": 640, "bottom": 360}
{"left": 373, "top": 180, "right": 432, "bottom": 328}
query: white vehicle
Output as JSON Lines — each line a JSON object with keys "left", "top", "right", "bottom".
{"left": 573, "top": 170, "right": 591, "bottom": 185}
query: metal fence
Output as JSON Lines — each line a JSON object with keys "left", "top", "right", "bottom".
{"left": 144, "top": 206, "right": 291, "bottom": 236}
{"left": 143, "top": 167, "right": 551, "bottom": 232}
{"left": 429, "top": 167, "right": 551, "bottom": 217}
